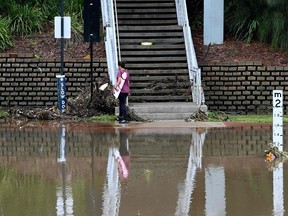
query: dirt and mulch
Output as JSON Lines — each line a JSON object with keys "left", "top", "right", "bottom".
{"left": 192, "top": 29, "right": 288, "bottom": 67}
{"left": 4, "top": 27, "right": 288, "bottom": 66}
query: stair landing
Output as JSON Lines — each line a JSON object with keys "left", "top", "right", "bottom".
{"left": 116, "top": 102, "right": 208, "bottom": 121}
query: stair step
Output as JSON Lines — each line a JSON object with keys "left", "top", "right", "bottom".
{"left": 116, "top": 102, "right": 207, "bottom": 120}
{"left": 118, "top": 20, "right": 178, "bottom": 25}
{"left": 131, "top": 88, "right": 190, "bottom": 94}
{"left": 121, "top": 50, "right": 186, "bottom": 56}
{"left": 120, "top": 38, "right": 184, "bottom": 44}
{"left": 118, "top": 14, "right": 177, "bottom": 19}
{"left": 124, "top": 63, "right": 188, "bottom": 69}
{"left": 120, "top": 44, "right": 185, "bottom": 50}
{"left": 121, "top": 57, "right": 187, "bottom": 63}
{"left": 130, "top": 81, "right": 190, "bottom": 88}
{"left": 131, "top": 74, "right": 189, "bottom": 80}
{"left": 129, "top": 95, "right": 191, "bottom": 102}
{"left": 119, "top": 25, "right": 182, "bottom": 31}
{"left": 118, "top": 8, "right": 176, "bottom": 14}
{"left": 120, "top": 32, "right": 183, "bottom": 38}
{"left": 117, "top": 3, "right": 175, "bottom": 8}
{"left": 129, "top": 103, "right": 197, "bottom": 112}
{"left": 117, "top": 0, "right": 175, "bottom": 2}
{"left": 128, "top": 69, "right": 188, "bottom": 75}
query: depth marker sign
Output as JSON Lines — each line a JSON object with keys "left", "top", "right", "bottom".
{"left": 273, "top": 90, "right": 283, "bottom": 151}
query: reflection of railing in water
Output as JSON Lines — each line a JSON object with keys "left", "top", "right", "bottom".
{"left": 175, "top": 128, "right": 207, "bottom": 216}
{"left": 102, "top": 148, "right": 121, "bottom": 216}
{"left": 102, "top": 131, "right": 130, "bottom": 216}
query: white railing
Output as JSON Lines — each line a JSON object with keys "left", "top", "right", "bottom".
{"left": 175, "top": 0, "right": 204, "bottom": 107}
{"left": 101, "top": 0, "right": 119, "bottom": 85}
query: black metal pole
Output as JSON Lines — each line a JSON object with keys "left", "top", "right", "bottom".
{"left": 90, "top": 2, "right": 94, "bottom": 100}
{"left": 61, "top": 0, "right": 64, "bottom": 76}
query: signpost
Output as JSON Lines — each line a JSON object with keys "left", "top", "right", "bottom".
{"left": 56, "top": 75, "right": 66, "bottom": 113}
{"left": 54, "top": 0, "right": 71, "bottom": 113}
{"left": 84, "top": 0, "right": 100, "bottom": 102}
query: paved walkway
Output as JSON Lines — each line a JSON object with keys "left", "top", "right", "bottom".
{"left": 114, "top": 120, "right": 226, "bottom": 129}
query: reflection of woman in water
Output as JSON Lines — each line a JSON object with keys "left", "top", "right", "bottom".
{"left": 117, "top": 131, "right": 130, "bottom": 181}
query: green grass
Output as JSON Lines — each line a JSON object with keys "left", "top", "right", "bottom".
{"left": 207, "top": 111, "right": 288, "bottom": 123}
{"left": 91, "top": 114, "right": 115, "bottom": 122}
{"left": 227, "top": 114, "right": 288, "bottom": 123}
{"left": 0, "top": 107, "right": 9, "bottom": 118}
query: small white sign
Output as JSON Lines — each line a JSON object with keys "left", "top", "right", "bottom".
{"left": 54, "top": 16, "right": 71, "bottom": 39}
{"left": 273, "top": 90, "right": 283, "bottom": 151}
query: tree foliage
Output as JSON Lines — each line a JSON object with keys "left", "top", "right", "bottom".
{"left": 0, "top": 0, "right": 84, "bottom": 51}
{"left": 224, "top": 0, "right": 288, "bottom": 50}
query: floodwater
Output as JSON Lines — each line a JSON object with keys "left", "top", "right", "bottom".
{"left": 0, "top": 121, "right": 287, "bottom": 216}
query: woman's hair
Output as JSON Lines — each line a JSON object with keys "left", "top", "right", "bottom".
{"left": 118, "top": 61, "right": 126, "bottom": 68}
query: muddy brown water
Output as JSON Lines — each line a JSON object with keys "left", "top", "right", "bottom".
{"left": 0, "top": 121, "right": 286, "bottom": 216}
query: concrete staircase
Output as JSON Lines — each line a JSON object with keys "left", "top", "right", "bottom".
{"left": 115, "top": 0, "right": 207, "bottom": 120}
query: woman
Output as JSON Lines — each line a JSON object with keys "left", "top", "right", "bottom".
{"left": 114, "top": 61, "right": 130, "bottom": 124}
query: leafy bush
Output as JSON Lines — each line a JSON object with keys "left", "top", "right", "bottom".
{"left": 36, "top": 0, "right": 59, "bottom": 21}
{"left": 0, "top": 17, "right": 13, "bottom": 51}
{"left": 225, "top": 0, "right": 288, "bottom": 50}
{"left": 225, "top": 0, "right": 265, "bottom": 43}
{"left": 258, "top": 4, "right": 288, "bottom": 50}
{"left": 65, "top": 1, "right": 84, "bottom": 45}
{"left": 8, "top": 4, "right": 45, "bottom": 36}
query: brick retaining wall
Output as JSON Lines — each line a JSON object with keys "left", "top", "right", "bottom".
{"left": 0, "top": 53, "right": 108, "bottom": 107}
{"left": 0, "top": 53, "right": 286, "bottom": 113}
{"left": 200, "top": 61, "right": 287, "bottom": 113}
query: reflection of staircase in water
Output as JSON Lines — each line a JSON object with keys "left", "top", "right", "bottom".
{"left": 116, "top": 0, "right": 207, "bottom": 120}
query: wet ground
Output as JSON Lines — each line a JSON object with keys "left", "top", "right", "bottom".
{"left": 0, "top": 120, "right": 286, "bottom": 216}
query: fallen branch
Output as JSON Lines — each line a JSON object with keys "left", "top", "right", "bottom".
{"left": 185, "top": 108, "right": 209, "bottom": 122}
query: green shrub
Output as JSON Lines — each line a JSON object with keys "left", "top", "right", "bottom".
{"left": 66, "top": 10, "right": 84, "bottom": 45}
{"left": 36, "top": 0, "right": 59, "bottom": 21}
{"left": 8, "top": 4, "right": 45, "bottom": 36}
{"left": 0, "top": 17, "right": 13, "bottom": 51}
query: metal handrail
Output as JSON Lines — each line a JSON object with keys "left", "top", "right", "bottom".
{"left": 101, "top": 0, "right": 119, "bottom": 85}
{"left": 114, "top": 0, "right": 121, "bottom": 61}
{"left": 175, "top": 0, "right": 204, "bottom": 106}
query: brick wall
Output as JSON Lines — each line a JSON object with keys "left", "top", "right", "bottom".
{"left": 0, "top": 53, "right": 286, "bottom": 113}
{"left": 200, "top": 61, "right": 287, "bottom": 113}
{"left": 0, "top": 53, "right": 108, "bottom": 107}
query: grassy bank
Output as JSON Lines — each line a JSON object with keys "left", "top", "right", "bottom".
{"left": 227, "top": 114, "right": 288, "bottom": 123}
{"left": 0, "top": 106, "right": 285, "bottom": 123}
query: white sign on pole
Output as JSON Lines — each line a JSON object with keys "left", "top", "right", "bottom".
{"left": 54, "top": 16, "right": 71, "bottom": 39}
{"left": 272, "top": 90, "right": 283, "bottom": 151}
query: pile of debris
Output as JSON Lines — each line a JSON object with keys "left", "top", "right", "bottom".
{"left": 7, "top": 77, "right": 149, "bottom": 122}
{"left": 265, "top": 143, "right": 288, "bottom": 170}
{"left": 9, "top": 77, "right": 117, "bottom": 121}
